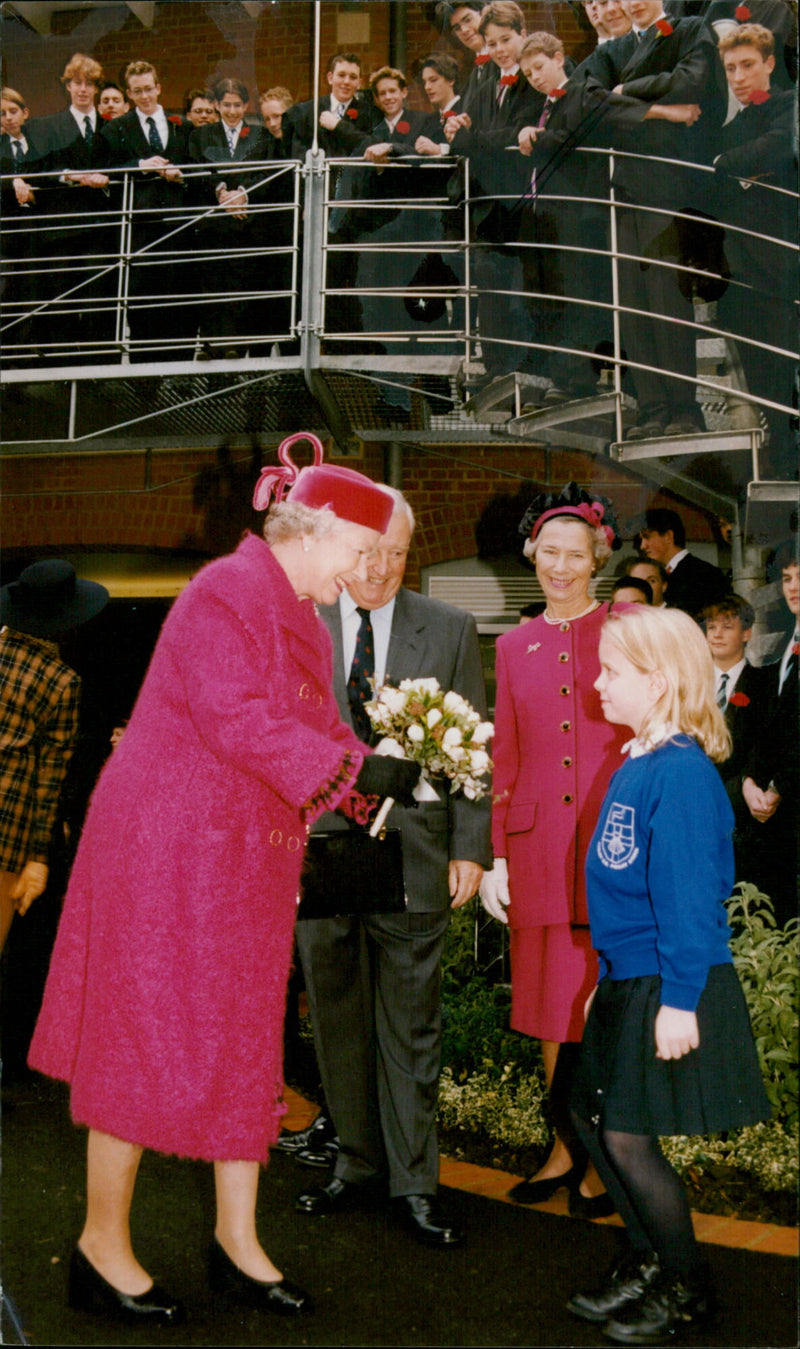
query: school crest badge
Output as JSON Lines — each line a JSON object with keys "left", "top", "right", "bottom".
{"left": 597, "top": 803, "right": 638, "bottom": 870}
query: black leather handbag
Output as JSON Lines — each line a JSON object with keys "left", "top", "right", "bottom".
{"left": 296, "top": 826, "right": 406, "bottom": 920}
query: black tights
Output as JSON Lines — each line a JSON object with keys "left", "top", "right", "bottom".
{"left": 572, "top": 1110, "right": 699, "bottom": 1276}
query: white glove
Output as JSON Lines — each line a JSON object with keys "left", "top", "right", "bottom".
{"left": 479, "top": 858, "right": 510, "bottom": 924}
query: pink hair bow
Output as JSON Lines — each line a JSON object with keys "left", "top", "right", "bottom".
{"left": 252, "top": 433, "right": 325, "bottom": 511}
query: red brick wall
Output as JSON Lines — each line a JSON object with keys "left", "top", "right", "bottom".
{"left": 2, "top": 1, "right": 594, "bottom": 119}
{"left": 0, "top": 441, "right": 717, "bottom": 596}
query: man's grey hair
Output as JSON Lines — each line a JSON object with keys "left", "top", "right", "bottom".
{"left": 380, "top": 486, "right": 415, "bottom": 535}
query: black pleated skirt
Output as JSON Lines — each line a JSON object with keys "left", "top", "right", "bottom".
{"left": 571, "top": 963, "right": 771, "bottom": 1137}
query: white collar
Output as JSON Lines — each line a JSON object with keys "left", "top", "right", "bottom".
{"left": 136, "top": 105, "right": 165, "bottom": 128}
{"left": 70, "top": 105, "right": 96, "bottom": 128}
{"left": 665, "top": 548, "right": 689, "bottom": 574}
{"left": 623, "top": 721, "right": 681, "bottom": 758}
{"left": 715, "top": 656, "right": 747, "bottom": 690}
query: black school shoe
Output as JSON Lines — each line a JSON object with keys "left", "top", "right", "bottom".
{"left": 568, "top": 1250, "right": 660, "bottom": 1323}
{"left": 603, "top": 1266, "right": 717, "bottom": 1345}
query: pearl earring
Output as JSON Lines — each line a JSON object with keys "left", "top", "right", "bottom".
{"left": 301, "top": 538, "right": 311, "bottom": 553}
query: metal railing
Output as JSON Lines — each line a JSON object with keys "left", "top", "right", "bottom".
{"left": 2, "top": 142, "right": 797, "bottom": 454}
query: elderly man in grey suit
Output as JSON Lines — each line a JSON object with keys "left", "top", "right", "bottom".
{"left": 294, "top": 489, "right": 492, "bottom": 1246}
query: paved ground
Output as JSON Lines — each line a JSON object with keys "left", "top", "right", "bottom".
{"left": 2, "top": 1075, "right": 797, "bottom": 1348}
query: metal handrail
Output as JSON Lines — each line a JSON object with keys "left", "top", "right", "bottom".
{"left": 2, "top": 142, "right": 796, "bottom": 435}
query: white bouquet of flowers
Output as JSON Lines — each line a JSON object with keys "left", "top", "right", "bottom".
{"left": 365, "top": 677, "right": 493, "bottom": 836}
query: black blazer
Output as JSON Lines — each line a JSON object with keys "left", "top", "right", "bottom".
{"left": 461, "top": 56, "right": 499, "bottom": 116}
{"left": 187, "top": 121, "right": 282, "bottom": 201}
{"left": 25, "top": 108, "right": 110, "bottom": 225}
{"left": 100, "top": 108, "right": 191, "bottom": 211}
{"left": 664, "top": 551, "right": 729, "bottom": 618}
{"left": 289, "top": 94, "right": 377, "bottom": 159}
{"left": 513, "top": 77, "right": 617, "bottom": 211}
{"left": 716, "top": 661, "right": 773, "bottom": 820}
{"left": 0, "top": 127, "right": 51, "bottom": 226}
{"left": 582, "top": 16, "right": 723, "bottom": 204}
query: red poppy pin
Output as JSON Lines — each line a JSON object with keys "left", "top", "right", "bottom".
{"left": 728, "top": 692, "right": 750, "bottom": 707}
{"left": 499, "top": 73, "right": 518, "bottom": 87}
{"left": 168, "top": 115, "right": 182, "bottom": 125}
{"left": 475, "top": 53, "right": 491, "bottom": 66}
{"left": 551, "top": 87, "right": 566, "bottom": 99}
{"left": 346, "top": 107, "right": 359, "bottom": 120}
{"left": 101, "top": 112, "right": 113, "bottom": 121}
{"left": 655, "top": 18, "right": 673, "bottom": 35}
{"left": 735, "top": 4, "right": 751, "bottom": 19}
{"left": 749, "top": 88, "right": 771, "bottom": 105}
{"left": 396, "top": 120, "right": 410, "bottom": 134}
{"left": 239, "top": 124, "right": 250, "bottom": 137}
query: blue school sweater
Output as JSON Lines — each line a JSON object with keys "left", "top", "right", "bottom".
{"left": 586, "top": 735, "right": 734, "bottom": 1012}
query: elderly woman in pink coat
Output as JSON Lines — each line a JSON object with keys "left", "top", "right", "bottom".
{"left": 28, "top": 435, "right": 419, "bottom": 1328}
{"left": 479, "top": 485, "right": 628, "bottom": 1217}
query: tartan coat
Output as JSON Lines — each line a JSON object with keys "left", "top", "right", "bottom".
{"left": 29, "top": 534, "right": 366, "bottom": 1163}
{"left": 0, "top": 629, "right": 81, "bottom": 873}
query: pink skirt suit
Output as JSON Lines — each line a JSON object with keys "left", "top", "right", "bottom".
{"left": 491, "top": 604, "right": 628, "bottom": 1041}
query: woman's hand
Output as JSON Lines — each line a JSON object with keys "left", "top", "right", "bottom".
{"left": 354, "top": 753, "right": 420, "bottom": 806}
{"left": 655, "top": 1005, "right": 699, "bottom": 1060}
{"left": 10, "top": 861, "right": 49, "bottom": 916}
{"left": 478, "top": 857, "right": 510, "bottom": 923}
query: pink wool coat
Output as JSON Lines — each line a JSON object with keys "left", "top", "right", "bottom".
{"left": 28, "top": 534, "right": 364, "bottom": 1163}
{"left": 492, "top": 604, "right": 629, "bottom": 928}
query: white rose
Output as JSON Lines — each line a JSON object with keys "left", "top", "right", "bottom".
{"left": 468, "top": 749, "right": 490, "bottom": 773}
{"left": 414, "top": 678, "right": 441, "bottom": 696}
{"left": 427, "top": 708, "right": 443, "bottom": 729}
{"left": 442, "top": 727, "right": 462, "bottom": 751}
{"left": 471, "top": 722, "right": 494, "bottom": 744}
{"left": 406, "top": 724, "right": 425, "bottom": 743}
{"left": 442, "top": 690, "right": 468, "bottom": 715}
{"left": 380, "top": 687, "right": 407, "bottom": 715}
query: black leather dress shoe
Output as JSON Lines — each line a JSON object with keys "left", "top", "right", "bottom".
{"left": 603, "top": 1267, "right": 717, "bottom": 1345}
{"left": 295, "top": 1139, "right": 340, "bottom": 1169}
{"left": 392, "top": 1194, "right": 464, "bottom": 1248}
{"left": 275, "top": 1112, "right": 336, "bottom": 1158}
{"left": 295, "top": 1175, "right": 383, "bottom": 1215}
{"left": 208, "top": 1239, "right": 313, "bottom": 1316}
{"left": 67, "top": 1245, "right": 185, "bottom": 1325}
{"left": 568, "top": 1251, "right": 660, "bottom": 1324}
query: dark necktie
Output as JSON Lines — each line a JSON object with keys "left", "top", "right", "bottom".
{"left": 347, "top": 607, "right": 375, "bottom": 743}
{"left": 83, "top": 115, "right": 94, "bottom": 147}
{"left": 11, "top": 138, "right": 23, "bottom": 161}
{"left": 717, "top": 671, "right": 729, "bottom": 710}
{"left": 146, "top": 116, "right": 163, "bottom": 152}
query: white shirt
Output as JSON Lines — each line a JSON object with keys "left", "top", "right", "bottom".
{"left": 340, "top": 592, "right": 395, "bottom": 689}
{"left": 714, "top": 656, "right": 747, "bottom": 706}
{"left": 222, "top": 120, "right": 244, "bottom": 151}
{"left": 665, "top": 548, "right": 689, "bottom": 574}
{"left": 136, "top": 105, "right": 169, "bottom": 150}
{"left": 778, "top": 631, "right": 799, "bottom": 693}
{"left": 330, "top": 95, "right": 354, "bottom": 118}
{"left": 69, "top": 105, "right": 97, "bottom": 136}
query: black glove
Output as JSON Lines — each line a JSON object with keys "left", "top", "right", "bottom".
{"left": 354, "top": 754, "right": 421, "bottom": 808}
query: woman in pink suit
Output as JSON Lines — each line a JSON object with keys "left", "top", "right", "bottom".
{"left": 28, "top": 435, "right": 419, "bottom": 1328}
{"left": 480, "top": 484, "right": 628, "bottom": 1215}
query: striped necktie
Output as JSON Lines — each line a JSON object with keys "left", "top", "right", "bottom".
{"left": 716, "top": 671, "right": 729, "bottom": 710}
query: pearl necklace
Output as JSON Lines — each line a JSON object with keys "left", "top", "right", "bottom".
{"left": 542, "top": 598, "right": 600, "bottom": 625}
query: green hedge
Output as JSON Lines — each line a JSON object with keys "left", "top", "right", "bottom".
{"left": 438, "top": 883, "right": 798, "bottom": 1194}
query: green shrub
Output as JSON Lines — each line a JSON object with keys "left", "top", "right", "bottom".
{"left": 726, "top": 882, "right": 799, "bottom": 1129}
{"left": 437, "top": 890, "right": 799, "bottom": 1195}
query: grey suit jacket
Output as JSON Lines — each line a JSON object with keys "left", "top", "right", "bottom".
{"left": 315, "top": 588, "right": 493, "bottom": 912}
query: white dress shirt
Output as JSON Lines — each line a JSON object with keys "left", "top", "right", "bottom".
{"left": 340, "top": 592, "right": 395, "bottom": 689}
{"left": 136, "top": 105, "right": 170, "bottom": 153}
